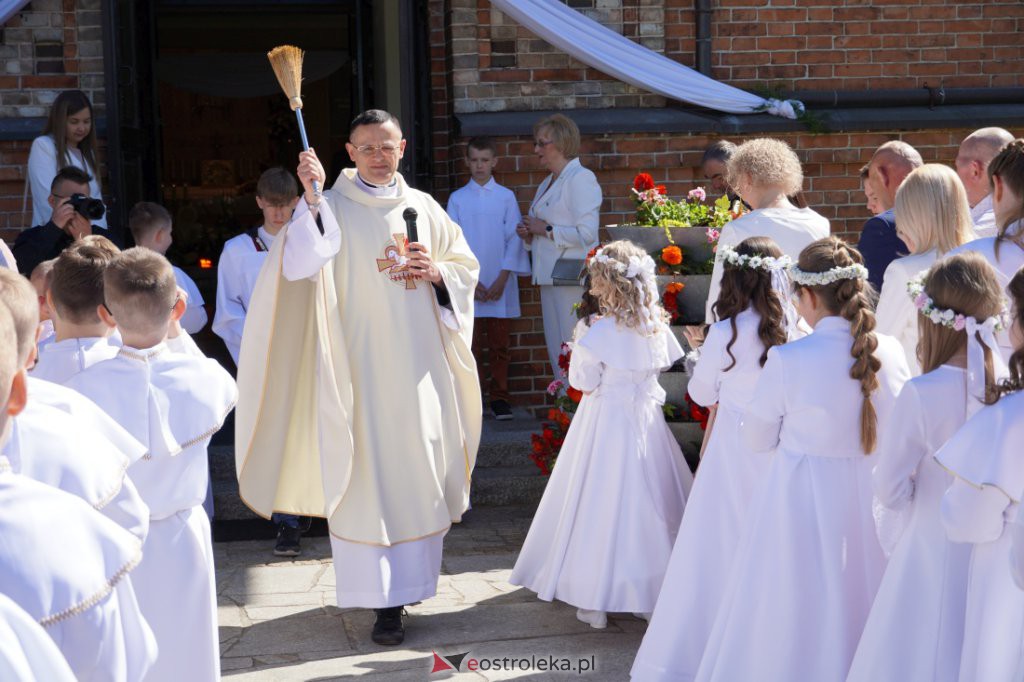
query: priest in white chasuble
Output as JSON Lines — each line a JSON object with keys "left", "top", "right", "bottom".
{"left": 235, "top": 109, "right": 481, "bottom": 645}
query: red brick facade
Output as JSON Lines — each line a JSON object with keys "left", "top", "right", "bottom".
{"left": 2, "top": 0, "right": 1021, "bottom": 412}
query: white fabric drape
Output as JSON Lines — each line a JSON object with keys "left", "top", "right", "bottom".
{"left": 490, "top": 0, "right": 803, "bottom": 118}
{"left": 0, "top": 1, "right": 30, "bottom": 26}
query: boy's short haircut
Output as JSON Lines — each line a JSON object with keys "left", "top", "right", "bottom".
{"left": 256, "top": 167, "right": 299, "bottom": 205}
{"left": 0, "top": 305, "right": 17, "bottom": 431}
{"left": 29, "top": 259, "right": 56, "bottom": 291}
{"left": 467, "top": 136, "right": 497, "bottom": 156}
{"left": 103, "top": 247, "right": 178, "bottom": 334}
{"left": 73, "top": 234, "right": 120, "bottom": 257}
{"left": 50, "top": 244, "right": 118, "bottom": 324}
{"left": 0, "top": 269, "right": 40, "bottom": 367}
{"left": 128, "top": 202, "right": 173, "bottom": 244}
{"left": 50, "top": 167, "right": 92, "bottom": 193}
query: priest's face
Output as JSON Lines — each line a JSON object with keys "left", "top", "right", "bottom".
{"left": 347, "top": 120, "right": 406, "bottom": 186}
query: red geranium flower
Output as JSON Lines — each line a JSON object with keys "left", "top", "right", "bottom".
{"left": 566, "top": 386, "right": 583, "bottom": 403}
{"left": 633, "top": 173, "right": 655, "bottom": 192}
{"left": 656, "top": 184, "right": 667, "bottom": 194}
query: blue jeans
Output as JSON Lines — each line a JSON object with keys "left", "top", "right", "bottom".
{"left": 272, "top": 513, "right": 301, "bottom": 529}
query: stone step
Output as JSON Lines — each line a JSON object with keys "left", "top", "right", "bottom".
{"left": 659, "top": 369, "right": 691, "bottom": 407}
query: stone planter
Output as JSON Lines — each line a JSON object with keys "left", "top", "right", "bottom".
{"left": 601, "top": 225, "right": 715, "bottom": 264}
{"left": 657, "top": 274, "right": 710, "bottom": 326}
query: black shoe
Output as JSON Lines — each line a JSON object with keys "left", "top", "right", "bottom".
{"left": 491, "top": 399, "right": 513, "bottom": 421}
{"left": 273, "top": 523, "right": 302, "bottom": 557}
{"left": 371, "top": 606, "right": 406, "bottom": 645}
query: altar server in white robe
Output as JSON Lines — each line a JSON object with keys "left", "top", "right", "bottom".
{"left": 694, "top": 238, "right": 911, "bottom": 682}
{"left": 937, "top": 266, "right": 1024, "bottom": 682}
{"left": 0, "top": 593, "right": 76, "bottom": 682}
{"left": 213, "top": 167, "right": 300, "bottom": 365}
{"left": 705, "top": 138, "right": 829, "bottom": 323}
{"left": 511, "top": 241, "right": 692, "bottom": 629}
{"left": 874, "top": 164, "right": 975, "bottom": 374}
{"left": 234, "top": 110, "right": 481, "bottom": 646}
{"left": 632, "top": 237, "right": 799, "bottom": 681}
{"left": 0, "top": 304, "right": 156, "bottom": 682}
{"left": 66, "top": 248, "right": 237, "bottom": 682}
{"left": 446, "top": 136, "right": 530, "bottom": 420}
{"left": 848, "top": 252, "right": 1007, "bottom": 682}
{"left": 0, "top": 268, "right": 148, "bottom": 540}
{"left": 948, "top": 139, "right": 1024, "bottom": 361}
{"left": 31, "top": 239, "right": 120, "bottom": 383}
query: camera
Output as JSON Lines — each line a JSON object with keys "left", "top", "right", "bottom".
{"left": 68, "top": 193, "right": 106, "bottom": 221}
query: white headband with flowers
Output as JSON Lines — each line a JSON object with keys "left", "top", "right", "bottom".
{"left": 590, "top": 246, "right": 661, "bottom": 333}
{"left": 906, "top": 271, "right": 1006, "bottom": 333}
{"left": 716, "top": 243, "right": 792, "bottom": 272}
{"left": 907, "top": 269, "right": 1009, "bottom": 417}
{"left": 789, "top": 262, "right": 869, "bottom": 286}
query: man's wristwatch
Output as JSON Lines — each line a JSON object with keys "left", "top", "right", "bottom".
{"left": 545, "top": 224, "right": 553, "bottom": 238}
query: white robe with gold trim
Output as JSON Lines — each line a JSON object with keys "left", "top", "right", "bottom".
{"left": 235, "top": 169, "right": 481, "bottom": 607}
{"left": 0, "top": 461, "right": 156, "bottom": 682}
{"left": 65, "top": 344, "right": 237, "bottom": 682}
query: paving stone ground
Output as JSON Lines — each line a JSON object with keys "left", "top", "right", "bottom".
{"left": 216, "top": 505, "right": 648, "bottom": 681}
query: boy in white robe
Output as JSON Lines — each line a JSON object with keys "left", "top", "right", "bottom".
{"left": 235, "top": 110, "right": 481, "bottom": 645}
{"left": 128, "top": 201, "right": 208, "bottom": 334}
{"left": 0, "top": 268, "right": 149, "bottom": 541}
{"left": 0, "top": 303, "right": 157, "bottom": 682}
{"left": 446, "top": 136, "right": 529, "bottom": 420}
{"left": 212, "top": 167, "right": 309, "bottom": 556}
{"left": 66, "top": 248, "right": 237, "bottom": 682}
{"left": 32, "top": 239, "right": 120, "bottom": 383}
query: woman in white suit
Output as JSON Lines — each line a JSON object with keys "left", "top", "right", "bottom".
{"left": 516, "top": 114, "right": 603, "bottom": 375}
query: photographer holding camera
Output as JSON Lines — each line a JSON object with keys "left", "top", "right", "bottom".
{"left": 13, "top": 167, "right": 111, "bottom": 276}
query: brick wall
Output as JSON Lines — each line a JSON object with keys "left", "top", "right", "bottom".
{"left": 0, "top": 0, "right": 105, "bottom": 241}
{"left": 713, "top": 0, "right": 1024, "bottom": 89}
{"left": 450, "top": 0, "right": 673, "bottom": 114}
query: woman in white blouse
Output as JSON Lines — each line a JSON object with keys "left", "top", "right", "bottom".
{"left": 515, "top": 114, "right": 602, "bottom": 376}
{"left": 875, "top": 164, "right": 975, "bottom": 373}
{"left": 26, "top": 90, "right": 106, "bottom": 229}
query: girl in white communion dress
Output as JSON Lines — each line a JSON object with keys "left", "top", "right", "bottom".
{"left": 693, "top": 237, "right": 911, "bottom": 682}
{"left": 631, "top": 236, "right": 799, "bottom": 682}
{"left": 510, "top": 240, "right": 692, "bottom": 630}
{"left": 848, "top": 252, "right": 1007, "bottom": 682}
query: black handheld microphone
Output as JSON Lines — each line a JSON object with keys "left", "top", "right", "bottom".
{"left": 403, "top": 207, "right": 419, "bottom": 244}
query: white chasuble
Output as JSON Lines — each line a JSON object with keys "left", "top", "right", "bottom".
{"left": 235, "top": 168, "right": 482, "bottom": 548}
{"left": 0, "top": 463, "right": 156, "bottom": 682}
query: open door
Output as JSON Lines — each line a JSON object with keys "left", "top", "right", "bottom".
{"left": 101, "top": 0, "right": 161, "bottom": 239}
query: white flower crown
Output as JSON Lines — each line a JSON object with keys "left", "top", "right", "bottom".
{"left": 716, "top": 243, "right": 792, "bottom": 272}
{"left": 789, "top": 263, "right": 869, "bottom": 286}
{"left": 906, "top": 271, "right": 1006, "bottom": 332}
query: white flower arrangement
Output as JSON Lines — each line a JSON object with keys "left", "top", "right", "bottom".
{"left": 788, "top": 263, "right": 869, "bottom": 286}
{"left": 906, "top": 271, "right": 1006, "bottom": 332}
{"left": 716, "top": 243, "right": 792, "bottom": 272}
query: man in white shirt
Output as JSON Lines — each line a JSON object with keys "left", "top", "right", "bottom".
{"left": 446, "top": 137, "right": 529, "bottom": 420}
{"left": 954, "top": 127, "right": 1015, "bottom": 238}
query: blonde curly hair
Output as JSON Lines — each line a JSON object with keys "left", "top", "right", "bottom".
{"left": 586, "top": 240, "right": 670, "bottom": 331}
{"left": 726, "top": 138, "right": 804, "bottom": 196}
